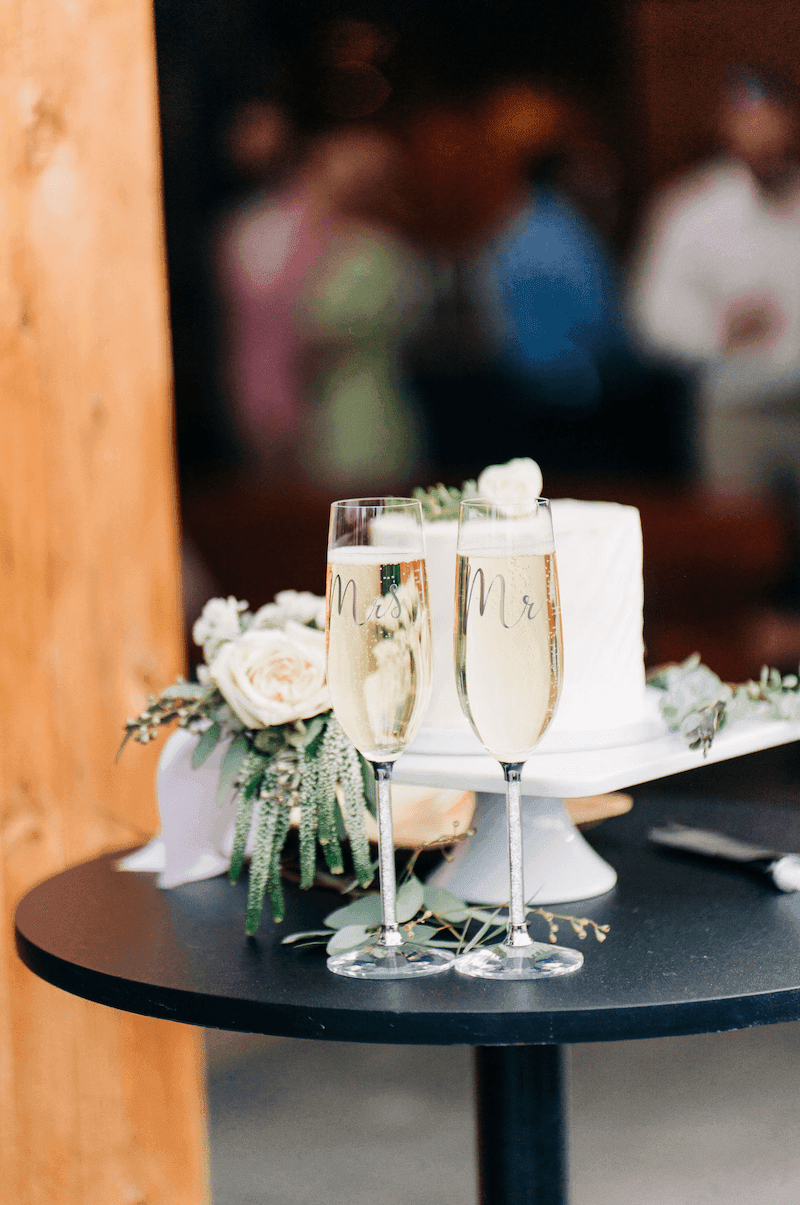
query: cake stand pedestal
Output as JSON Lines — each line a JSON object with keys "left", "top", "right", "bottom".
{"left": 393, "top": 715, "right": 800, "bottom": 905}
{"left": 428, "top": 793, "right": 616, "bottom": 904}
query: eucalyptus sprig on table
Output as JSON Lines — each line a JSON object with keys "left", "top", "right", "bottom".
{"left": 282, "top": 864, "right": 610, "bottom": 958}
{"left": 648, "top": 653, "right": 800, "bottom": 754}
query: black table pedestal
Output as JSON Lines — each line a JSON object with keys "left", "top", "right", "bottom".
{"left": 476, "top": 1045, "right": 566, "bottom": 1205}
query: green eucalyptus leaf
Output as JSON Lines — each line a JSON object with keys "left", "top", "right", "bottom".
{"left": 471, "top": 908, "right": 506, "bottom": 924}
{"left": 192, "top": 722, "right": 221, "bottom": 768}
{"left": 211, "top": 705, "right": 234, "bottom": 723}
{"left": 297, "top": 713, "right": 328, "bottom": 752}
{"left": 645, "top": 666, "right": 670, "bottom": 690}
{"left": 326, "top": 924, "right": 372, "bottom": 954}
{"left": 281, "top": 930, "right": 331, "bottom": 945}
{"left": 253, "top": 728, "right": 283, "bottom": 754}
{"left": 324, "top": 895, "right": 383, "bottom": 930}
{"left": 423, "top": 884, "right": 471, "bottom": 922}
{"left": 217, "top": 734, "right": 250, "bottom": 803}
{"left": 396, "top": 876, "right": 424, "bottom": 923}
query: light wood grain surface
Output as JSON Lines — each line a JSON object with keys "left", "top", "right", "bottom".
{"left": 0, "top": 2, "right": 208, "bottom": 1201}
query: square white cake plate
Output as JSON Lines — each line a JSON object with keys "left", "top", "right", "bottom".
{"left": 393, "top": 709, "right": 800, "bottom": 906}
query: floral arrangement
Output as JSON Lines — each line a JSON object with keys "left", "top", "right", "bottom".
{"left": 648, "top": 653, "right": 800, "bottom": 753}
{"left": 120, "top": 591, "right": 373, "bottom": 933}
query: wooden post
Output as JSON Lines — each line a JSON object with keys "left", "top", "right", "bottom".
{"left": 0, "top": 2, "right": 208, "bottom": 1203}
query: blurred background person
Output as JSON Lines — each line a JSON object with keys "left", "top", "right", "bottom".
{"left": 462, "top": 154, "right": 659, "bottom": 476}
{"left": 403, "top": 107, "right": 684, "bottom": 480}
{"left": 216, "top": 21, "right": 436, "bottom": 492}
{"left": 631, "top": 67, "right": 800, "bottom": 497}
{"left": 216, "top": 100, "right": 306, "bottom": 474}
{"left": 292, "top": 128, "right": 434, "bottom": 490}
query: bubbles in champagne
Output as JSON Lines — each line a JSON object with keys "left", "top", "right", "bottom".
{"left": 326, "top": 548, "right": 432, "bottom": 761}
{"left": 454, "top": 550, "right": 562, "bottom": 762}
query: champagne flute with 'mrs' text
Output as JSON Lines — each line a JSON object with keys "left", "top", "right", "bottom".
{"left": 453, "top": 497, "right": 584, "bottom": 979}
{"left": 325, "top": 498, "right": 454, "bottom": 979}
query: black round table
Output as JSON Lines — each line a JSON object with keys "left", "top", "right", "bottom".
{"left": 16, "top": 795, "right": 800, "bottom": 1205}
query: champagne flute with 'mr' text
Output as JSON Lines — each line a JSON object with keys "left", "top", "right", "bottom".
{"left": 453, "top": 496, "right": 584, "bottom": 979}
{"left": 325, "top": 497, "right": 454, "bottom": 979}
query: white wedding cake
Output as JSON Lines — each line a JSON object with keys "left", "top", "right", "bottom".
{"left": 412, "top": 460, "right": 661, "bottom": 755}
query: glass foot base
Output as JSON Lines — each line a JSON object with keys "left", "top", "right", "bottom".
{"left": 327, "top": 940, "right": 455, "bottom": 979}
{"left": 455, "top": 940, "right": 584, "bottom": 980}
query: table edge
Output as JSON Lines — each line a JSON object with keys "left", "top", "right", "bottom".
{"left": 15, "top": 907, "right": 800, "bottom": 1047}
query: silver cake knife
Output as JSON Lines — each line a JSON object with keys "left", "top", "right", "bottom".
{"left": 648, "top": 822, "right": 800, "bottom": 892}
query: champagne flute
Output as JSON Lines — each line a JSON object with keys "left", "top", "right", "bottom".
{"left": 325, "top": 498, "right": 454, "bottom": 978}
{"left": 453, "top": 497, "right": 584, "bottom": 979}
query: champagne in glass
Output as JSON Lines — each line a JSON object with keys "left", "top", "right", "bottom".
{"left": 326, "top": 498, "right": 454, "bottom": 979}
{"left": 453, "top": 497, "right": 584, "bottom": 979}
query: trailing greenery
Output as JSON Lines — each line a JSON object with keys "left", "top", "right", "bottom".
{"left": 648, "top": 653, "right": 800, "bottom": 754}
{"left": 282, "top": 856, "right": 610, "bottom": 957}
{"left": 122, "top": 698, "right": 375, "bottom": 933}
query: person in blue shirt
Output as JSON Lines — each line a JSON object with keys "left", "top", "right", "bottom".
{"left": 476, "top": 182, "right": 631, "bottom": 415}
{"left": 411, "top": 168, "right": 689, "bottom": 478}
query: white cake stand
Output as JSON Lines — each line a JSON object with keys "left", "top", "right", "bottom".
{"left": 392, "top": 708, "right": 800, "bottom": 905}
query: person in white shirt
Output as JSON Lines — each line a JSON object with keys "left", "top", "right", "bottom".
{"left": 631, "top": 68, "right": 800, "bottom": 494}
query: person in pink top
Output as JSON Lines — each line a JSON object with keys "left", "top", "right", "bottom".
{"left": 218, "top": 124, "right": 433, "bottom": 486}
{"left": 216, "top": 109, "right": 332, "bottom": 471}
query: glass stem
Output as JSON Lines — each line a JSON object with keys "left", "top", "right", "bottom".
{"left": 502, "top": 762, "right": 533, "bottom": 948}
{"left": 372, "top": 761, "right": 402, "bottom": 947}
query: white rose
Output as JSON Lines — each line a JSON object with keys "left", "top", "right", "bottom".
{"left": 209, "top": 621, "right": 330, "bottom": 727}
{"left": 192, "top": 596, "right": 248, "bottom": 663}
{"left": 250, "top": 590, "right": 327, "bottom": 631}
{"left": 477, "top": 458, "right": 543, "bottom": 506}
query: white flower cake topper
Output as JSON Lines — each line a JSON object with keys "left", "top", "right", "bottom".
{"left": 477, "top": 458, "right": 543, "bottom": 506}
{"left": 413, "top": 458, "right": 542, "bottom": 522}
